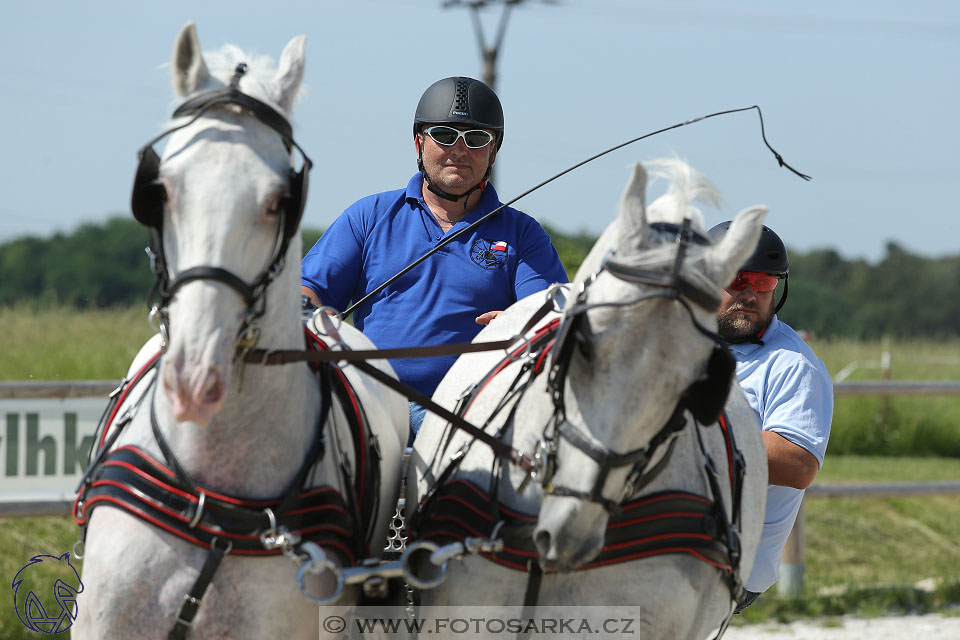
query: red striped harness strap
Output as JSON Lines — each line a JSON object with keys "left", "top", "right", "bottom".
{"left": 411, "top": 412, "right": 743, "bottom": 578}
{"left": 74, "top": 326, "right": 381, "bottom": 565}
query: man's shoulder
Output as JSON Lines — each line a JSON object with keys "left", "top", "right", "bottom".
{"left": 762, "top": 319, "right": 831, "bottom": 381}
{"left": 349, "top": 185, "right": 410, "bottom": 211}
{"left": 488, "top": 203, "right": 550, "bottom": 238}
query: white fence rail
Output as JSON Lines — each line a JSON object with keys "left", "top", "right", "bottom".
{"left": 3, "top": 379, "right": 960, "bottom": 594}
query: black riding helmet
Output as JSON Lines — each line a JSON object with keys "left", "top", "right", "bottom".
{"left": 413, "top": 77, "right": 503, "bottom": 203}
{"left": 708, "top": 221, "right": 790, "bottom": 313}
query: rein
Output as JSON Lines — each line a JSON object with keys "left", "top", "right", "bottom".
{"left": 74, "top": 329, "right": 381, "bottom": 638}
{"left": 533, "top": 220, "right": 731, "bottom": 511}
{"left": 409, "top": 221, "right": 748, "bottom": 632}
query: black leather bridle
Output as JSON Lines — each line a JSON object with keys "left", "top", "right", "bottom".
{"left": 537, "top": 219, "right": 736, "bottom": 513}
{"left": 130, "top": 63, "right": 313, "bottom": 360}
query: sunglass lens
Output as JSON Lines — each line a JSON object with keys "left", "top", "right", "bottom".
{"left": 727, "top": 272, "right": 779, "bottom": 292}
{"left": 463, "top": 131, "right": 493, "bottom": 148}
{"left": 428, "top": 127, "right": 458, "bottom": 145}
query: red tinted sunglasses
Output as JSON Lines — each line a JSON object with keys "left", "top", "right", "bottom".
{"left": 726, "top": 271, "right": 782, "bottom": 293}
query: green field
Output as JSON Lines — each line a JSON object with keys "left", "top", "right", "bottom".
{"left": 1, "top": 306, "right": 959, "bottom": 634}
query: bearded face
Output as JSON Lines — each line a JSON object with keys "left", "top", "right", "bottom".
{"left": 716, "top": 287, "right": 776, "bottom": 343}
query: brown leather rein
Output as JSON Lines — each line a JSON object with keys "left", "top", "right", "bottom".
{"left": 242, "top": 299, "right": 561, "bottom": 474}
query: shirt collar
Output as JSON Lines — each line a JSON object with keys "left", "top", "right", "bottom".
{"left": 405, "top": 172, "right": 501, "bottom": 217}
{"left": 729, "top": 315, "right": 780, "bottom": 356}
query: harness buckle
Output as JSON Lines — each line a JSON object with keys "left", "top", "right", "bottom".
{"left": 311, "top": 306, "right": 342, "bottom": 332}
{"left": 546, "top": 283, "right": 569, "bottom": 313}
{"left": 187, "top": 491, "right": 206, "bottom": 529}
{"left": 175, "top": 595, "right": 201, "bottom": 628}
{"left": 507, "top": 333, "right": 533, "bottom": 361}
{"left": 261, "top": 525, "right": 302, "bottom": 553}
{"left": 148, "top": 305, "right": 170, "bottom": 352}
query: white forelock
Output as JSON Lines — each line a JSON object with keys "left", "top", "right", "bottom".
{"left": 166, "top": 44, "right": 306, "bottom": 115}
{"left": 644, "top": 157, "right": 724, "bottom": 232}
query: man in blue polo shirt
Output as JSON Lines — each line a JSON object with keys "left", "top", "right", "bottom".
{"left": 301, "top": 77, "right": 567, "bottom": 442}
{"left": 708, "top": 222, "right": 833, "bottom": 612}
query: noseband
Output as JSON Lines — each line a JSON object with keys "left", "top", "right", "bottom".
{"left": 538, "top": 219, "right": 735, "bottom": 513}
{"left": 131, "top": 63, "right": 313, "bottom": 363}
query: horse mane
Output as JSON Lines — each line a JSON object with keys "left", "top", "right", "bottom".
{"left": 644, "top": 157, "right": 724, "bottom": 233}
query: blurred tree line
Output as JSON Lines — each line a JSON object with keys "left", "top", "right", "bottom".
{"left": 2, "top": 217, "right": 958, "bottom": 339}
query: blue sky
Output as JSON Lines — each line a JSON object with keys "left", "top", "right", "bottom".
{"left": 3, "top": 0, "right": 958, "bottom": 262}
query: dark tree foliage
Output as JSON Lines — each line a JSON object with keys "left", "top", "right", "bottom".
{"left": 3, "top": 217, "right": 959, "bottom": 338}
{"left": 0, "top": 218, "right": 154, "bottom": 308}
{"left": 782, "top": 243, "right": 960, "bottom": 339}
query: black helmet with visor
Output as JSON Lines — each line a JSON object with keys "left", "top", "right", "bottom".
{"left": 708, "top": 221, "right": 790, "bottom": 313}
{"left": 413, "top": 76, "right": 503, "bottom": 202}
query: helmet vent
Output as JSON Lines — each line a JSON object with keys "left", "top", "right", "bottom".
{"left": 451, "top": 80, "right": 470, "bottom": 116}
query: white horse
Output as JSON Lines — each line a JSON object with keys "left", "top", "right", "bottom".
{"left": 408, "top": 159, "right": 768, "bottom": 639}
{"left": 73, "top": 23, "right": 407, "bottom": 640}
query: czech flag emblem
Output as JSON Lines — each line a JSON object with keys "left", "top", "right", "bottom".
{"left": 491, "top": 241, "right": 508, "bottom": 252}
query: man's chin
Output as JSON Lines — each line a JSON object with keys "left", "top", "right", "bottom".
{"left": 718, "top": 318, "right": 761, "bottom": 342}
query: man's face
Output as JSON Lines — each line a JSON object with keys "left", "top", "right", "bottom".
{"left": 717, "top": 272, "right": 777, "bottom": 342}
{"left": 417, "top": 125, "right": 497, "bottom": 195}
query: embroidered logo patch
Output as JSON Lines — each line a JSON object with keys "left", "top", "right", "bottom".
{"left": 470, "top": 239, "right": 509, "bottom": 271}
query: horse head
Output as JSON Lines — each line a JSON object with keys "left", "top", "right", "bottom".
{"left": 133, "top": 23, "right": 309, "bottom": 425}
{"left": 533, "top": 158, "right": 767, "bottom": 571}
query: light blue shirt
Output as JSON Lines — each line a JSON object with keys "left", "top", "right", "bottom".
{"left": 729, "top": 315, "right": 833, "bottom": 593}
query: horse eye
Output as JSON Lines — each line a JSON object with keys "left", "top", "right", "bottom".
{"left": 265, "top": 195, "right": 285, "bottom": 217}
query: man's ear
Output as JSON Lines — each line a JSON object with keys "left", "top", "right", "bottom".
{"left": 489, "top": 147, "right": 498, "bottom": 166}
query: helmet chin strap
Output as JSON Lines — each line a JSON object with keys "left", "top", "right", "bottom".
{"left": 416, "top": 142, "right": 492, "bottom": 206}
{"left": 773, "top": 278, "right": 789, "bottom": 314}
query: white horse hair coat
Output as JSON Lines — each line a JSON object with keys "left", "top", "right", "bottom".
{"left": 409, "top": 158, "right": 768, "bottom": 640}
{"left": 74, "top": 23, "right": 407, "bottom": 640}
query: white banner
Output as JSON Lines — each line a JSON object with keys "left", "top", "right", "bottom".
{"left": 1, "top": 396, "right": 107, "bottom": 502}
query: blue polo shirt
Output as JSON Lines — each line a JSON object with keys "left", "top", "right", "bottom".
{"left": 301, "top": 173, "right": 567, "bottom": 396}
{"left": 729, "top": 315, "right": 833, "bottom": 593}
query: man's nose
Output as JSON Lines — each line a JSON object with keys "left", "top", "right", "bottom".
{"left": 734, "top": 285, "right": 757, "bottom": 300}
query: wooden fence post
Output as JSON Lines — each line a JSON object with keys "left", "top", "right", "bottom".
{"left": 778, "top": 498, "right": 805, "bottom": 596}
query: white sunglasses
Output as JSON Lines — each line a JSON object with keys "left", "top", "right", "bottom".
{"left": 423, "top": 125, "right": 495, "bottom": 149}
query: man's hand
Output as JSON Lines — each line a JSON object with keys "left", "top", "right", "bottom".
{"left": 300, "top": 285, "right": 322, "bottom": 307}
{"left": 475, "top": 310, "right": 503, "bottom": 325}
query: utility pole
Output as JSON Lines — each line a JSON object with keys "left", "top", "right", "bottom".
{"left": 442, "top": 0, "right": 553, "bottom": 186}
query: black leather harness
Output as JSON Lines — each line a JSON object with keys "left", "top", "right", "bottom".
{"left": 409, "top": 319, "right": 744, "bottom": 585}
{"left": 74, "top": 327, "right": 380, "bottom": 639}
{"left": 409, "top": 221, "right": 748, "bottom": 631}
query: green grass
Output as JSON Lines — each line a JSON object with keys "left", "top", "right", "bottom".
{"left": 0, "top": 303, "right": 155, "bottom": 381}
{"left": 1, "top": 308, "right": 959, "bottom": 633}
{"left": 808, "top": 456, "right": 960, "bottom": 589}
{"left": 809, "top": 338, "right": 960, "bottom": 457}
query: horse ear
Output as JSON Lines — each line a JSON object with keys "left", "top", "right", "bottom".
{"left": 703, "top": 205, "right": 768, "bottom": 287}
{"left": 615, "top": 163, "right": 648, "bottom": 253}
{"left": 272, "top": 35, "right": 306, "bottom": 113}
{"left": 172, "top": 22, "right": 211, "bottom": 97}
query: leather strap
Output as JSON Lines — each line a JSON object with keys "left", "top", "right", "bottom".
{"left": 168, "top": 537, "right": 231, "bottom": 640}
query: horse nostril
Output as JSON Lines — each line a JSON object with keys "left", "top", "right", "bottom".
{"left": 197, "top": 369, "right": 225, "bottom": 405}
